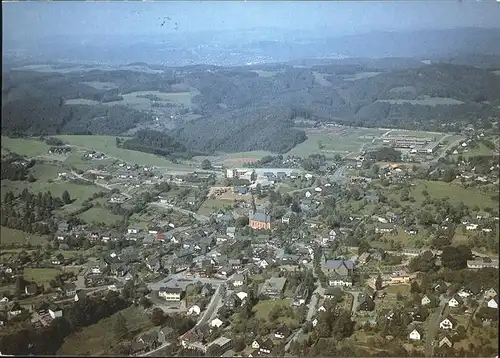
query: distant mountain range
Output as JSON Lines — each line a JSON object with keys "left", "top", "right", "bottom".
{"left": 4, "top": 27, "right": 500, "bottom": 67}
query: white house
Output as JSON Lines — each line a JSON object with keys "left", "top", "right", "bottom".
{"left": 421, "top": 295, "right": 431, "bottom": 306}
{"left": 318, "top": 305, "right": 327, "bottom": 313}
{"left": 236, "top": 291, "right": 248, "bottom": 302}
{"left": 466, "top": 223, "right": 478, "bottom": 231}
{"left": 232, "top": 274, "right": 244, "bottom": 288}
{"left": 409, "top": 329, "right": 422, "bottom": 341}
{"left": 448, "top": 296, "right": 462, "bottom": 308}
{"left": 188, "top": 305, "right": 201, "bottom": 316}
{"left": 251, "top": 340, "right": 261, "bottom": 350}
{"left": 457, "top": 290, "right": 472, "bottom": 298}
{"left": 487, "top": 297, "right": 498, "bottom": 309}
{"left": 439, "top": 317, "right": 454, "bottom": 330}
{"left": 314, "top": 187, "right": 322, "bottom": 193}
{"left": 312, "top": 318, "right": 318, "bottom": 327}
{"left": 258, "top": 260, "right": 269, "bottom": 269}
{"left": 49, "top": 308, "right": 63, "bottom": 319}
{"left": 328, "top": 277, "right": 353, "bottom": 287}
{"left": 210, "top": 318, "right": 223, "bottom": 328}
{"left": 484, "top": 288, "right": 497, "bottom": 299}
{"left": 127, "top": 227, "right": 140, "bottom": 234}
{"left": 305, "top": 191, "right": 312, "bottom": 198}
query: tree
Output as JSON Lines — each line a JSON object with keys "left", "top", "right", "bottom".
{"left": 236, "top": 216, "right": 249, "bottom": 228}
{"left": 291, "top": 201, "right": 301, "bottom": 213}
{"left": 375, "top": 275, "right": 383, "bottom": 290}
{"left": 201, "top": 159, "right": 212, "bottom": 170}
{"left": 151, "top": 307, "right": 165, "bottom": 326}
{"left": 410, "top": 281, "right": 421, "bottom": 294}
{"left": 62, "top": 190, "right": 71, "bottom": 205}
{"left": 140, "top": 296, "right": 152, "bottom": 309}
{"left": 114, "top": 312, "right": 128, "bottom": 340}
{"left": 441, "top": 245, "right": 472, "bottom": 270}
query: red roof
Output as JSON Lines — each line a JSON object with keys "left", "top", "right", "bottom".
{"left": 157, "top": 233, "right": 166, "bottom": 240}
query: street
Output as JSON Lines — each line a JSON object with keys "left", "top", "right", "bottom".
{"left": 197, "top": 284, "right": 225, "bottom": 326}
{"left": 424, "top": 297, "right": 448, "bottom": 357}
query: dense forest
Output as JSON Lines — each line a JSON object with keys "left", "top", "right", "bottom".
{"left": 120, "top": 130, "right": 195, "bottom": 158}
{"left": 2, "top": 58, "right": 500, "bottom": 153}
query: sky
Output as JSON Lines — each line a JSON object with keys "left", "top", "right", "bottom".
{"left": 3, "top": 1, "right": 500, "bottom": 41}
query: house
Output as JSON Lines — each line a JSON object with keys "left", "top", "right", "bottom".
{"left": 260, "top": 277, "right": 287, "bottom": 299}
{"left": 375, "top": 223, "right": 396, "bottom": 234}
{"left": 230, "top": 273, "right": 244, "bottom": 287}
{"left": 448, "top": 295, "right": 463, "bottom": 308}
{"left": 8, "top": 302, "right": 22, "bottom": 317}
{"left": 74, "top": 291, "right": 87, "bottom": 303}
{"left": 465, "top": 223, "right": 478, "bottom": 231}
{"left": 274, "top": 325, "right": 291, "bottom": 339}
{"left": 390, "top": 271, "right": 411, "bottom": 284}
{"left": 251, "top": 339, "right": 262, "bottom": 350}
{"left": 223, "top": 294, "right": 241, "bottom": 310}
{"left": 328, "top": 272, "right": 352, "bottom": 287}
{"left": 236, "top": 291, "right": 248, "bottom": 302}
{"left": 127, "top": 227, "right": 140, "bottom": 234}
{"left": 24, "top": 283, "right": 38, "bottom": 296}
{"left": 250, "top": 213, "right": 273, "bottom": 230}
{"left": 49, "top": 306, "right": 63, "bottom": 319}
{"left": 207, "top": 336, "right": 232, "bottom": 355}
{"left": 438, "top": 335, "right": 453, "bottom": 348}
{"left": 484, "top": 288, "right": 497, "bottom": 299}
{"left": 229, "top": 259, "right": 242, "bottom": 270}
{"left": 201, "top": 284, "right": 213, "bottom": 297}
{"left": 487, "top": 297, "right": 498, "bottom": 309}
{"left": 61, "top": 283, "right": 77, "bottom": 297}
{"left": 357, "top": 252, "right": 371, "bottom": 265}
{"left": 439, "top": 316, "right": 456, "bottom": 330}
{"left": 210, "top": 317, "right": 224, "bottom": 328}
{"left": 158, "top": 287, "right": 182, "bottom": 301}
{"left": 322, "top": 259, "right": 354, "bottom": 276}
{"left": 226, "top": 227, "right": 236, "bottom": 238}
{"left": 292, "top": 284, "right": 309, "bottom": 306}
{"left": 138, "top": 332, "right": 159, "bottom": 350}
{"left": 357, "top": 295, "right": 375, "bottom": 312}
{"left": 259, "top": 338, "right": 273, "bottom": 354}
{"left": 188, "top": 305, "right": 201, "bottom": 316}
{"left": 408, "top": 327, "right": 422, "bottom": 341}
{"left": 421, "top": 295, "right": 431, "bottom": 306}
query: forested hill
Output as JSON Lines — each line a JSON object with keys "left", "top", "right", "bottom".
{"left": 173, "top": 106, "right": 307, "bottom": 154}
{"left": 2, "top": 58, "right": 500, "bottom": 153}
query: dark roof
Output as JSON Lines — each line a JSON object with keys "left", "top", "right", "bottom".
{"left": 159, "top": 286, "right": 183, "bottom": 294}
{"left": 62, "top": 283, "right": 77, "bottom": 291}
{"left": 323, "top": 259, "right": 354, "bottom": 270}
{"left": 251, "top": 213, "right": 272, "bottom": 223}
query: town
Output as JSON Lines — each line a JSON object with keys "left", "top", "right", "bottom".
{"left": 0, "top": 121, "right": 498, "bottom": 357}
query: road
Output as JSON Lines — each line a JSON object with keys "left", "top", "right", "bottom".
{"left": 424, "top": 297, "right": 448, "bottom": 357}
{"left": 152, "top": 201, "right": 209, "bottom": 222}
{"left": 429, "top": 136, "right": 463, "bottom": 164}
{"left": 197, "top": 284, "right": 225, "bottom": 326}
{"left": 70, "top": 170, "right": 133, "bottom": 199}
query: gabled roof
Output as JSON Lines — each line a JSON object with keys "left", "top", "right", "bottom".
{"left": 323, "top": 259, "right": 354, "bottom": 270}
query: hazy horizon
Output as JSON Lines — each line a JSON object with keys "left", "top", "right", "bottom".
{"left": 3, "top": 1, "right": 500, "bottom": 42}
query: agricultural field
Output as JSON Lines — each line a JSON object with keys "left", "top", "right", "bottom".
{"left": 378, "top": 97, "right": 464, "bottom": 106}
{"left": 55, "top": 135, "right": 192, "bottom": 169}
{"left": 77, "top": 207, "right": 123, "bottom": 226}
{"left": 57, "top": 305, "right": 154, "bottom": 356}
{"left": 287, "top": 127, "right": 387, "bottom": 158}
{"left": 0, "top": 226, "right": 48, "bottom": 246}
{"left": 23, "top": 268, "right": 60, "bottom": 289}
{"left": 410, "top": 180, "right": 497, "bottom": 210}
{"left": 1, "top": 136, "right": 50, "bottom": 157}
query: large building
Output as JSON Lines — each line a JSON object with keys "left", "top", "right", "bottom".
{"left": 158, "top": 287, "right": 183, "bottom": 301}
{"left": 250, "top": 213, "right": 273, "bottom": 230}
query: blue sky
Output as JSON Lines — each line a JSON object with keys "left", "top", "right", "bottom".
{"left": 3, "top": 1, "right": 500, "bottom": 40}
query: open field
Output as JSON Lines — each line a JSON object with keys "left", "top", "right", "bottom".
{"left": 458, "top": 143, "right": 497, "bottom": 158}
{"left": 410, "top": 180, "right": 497, "bottom": 209}
{"left": 251, "top": 70, "right": 281, "bottom": 78}
{"left": 378, "top": 97, "right": 464, "bottom": 106}
{"left": 195, "top": 150, "right": 274, "bottom": 166}
{"left": 197, "top": 199, "right": 233, "bottom": 216}
{"left": 23, "top": 268, "right": 60, "bottom": 288}
{"left": 80, "top": 81, "right": 118, "bottom": 90}
{"left": 343, "top": 72, "right": 381, "bottom": 81}
{"left": 252, "top": 299, "right": 292, "bottom": 321}
{"left": 384, "top": 284, "right": 411, "bottom": 295}
{"left": 57, "top": 305, "right": 154, "bottom": 355}
{"left": 1, "top": 136, "right": 50, "bottom": 157}
{"left": 78, "top": 207, "right": 123, "bottom": 225}
{"left": 0, "top": 226, "right": 48, "bottom": 246}
{"left": 55, "top": 135, "right": 192, "bottom": 169}
{"left": 287, "top": 127, "right": 387, "bottom": 158}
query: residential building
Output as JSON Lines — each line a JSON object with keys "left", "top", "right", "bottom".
{"left": 49, "top": 306, "right": 63, "bottom": 319}
{"left": 409, "top": 328, "right": 422, "bottom": 341}
{"left": 448, "top": 295, "right": 463, "bottom": 308}
{"left": 61, "top": 283, "right": 77, "bottom": 297}
{"left": 188, "top": 305, "right": 201, "bottom": 316}
{"left": 487, "top": 297, "right": 498, "bottom": 309}
{"left": 158, "top": 287, "right": 182, "bottom": 301}
{"left": 210, "top": 317, "right": 224, "bottom": 328}
{"left": 439, "top": 316, "right": 456, "bottom": 330}
{"left": 260, "top": 277, "right": 287, "bottom": 299}
{"left": 232, "top": 274, "right": 245, "bottom": 287}
{"left": 421, "top": 295, "right": 431, "bottom": 306}
{"left": 438, "top": 335, "right": 453, "bottom": 348}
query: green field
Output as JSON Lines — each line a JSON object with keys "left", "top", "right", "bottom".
{"left": 0, "top": 226, "right": 48, "bottom": 246}
{"left": 459, "top": 142, "right": 496, "bottom": 158}
{"left": 197, "top": 199, "right": 232, "bottom": 216}
{"left": 252, "top": 299, "right": 292, "bottom": 321}
{"left": 287, "top": 127, "right": 387, "bottom": 158}
{"left": 378, "top": 97, "right": 464, "bottom": 106}
{"left": 55, "top": 135, "right": 191, "bottom": 169}
{"left": 57, "top": 305, "right": 154, "bottom": 355}
{"left": 78, "top": 207, "right": 123, "bottom": 225}
{"left": 384, "top": 284, "right": 411, "bottom": 295}
{"left": 1, "top": 136, "right": 50, "bottom": 157}
{"left": 411, "top": 180, "right": 497, "bottom": 209}
{"left": 23, "top": 268, "right": 60, "bottom": 288}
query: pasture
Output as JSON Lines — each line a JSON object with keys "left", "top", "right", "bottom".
{"left": 23, "top": 268, "right": 60, "bottom": 288}
{"left": 410, "top": 180, "right": 497, "bottom": 210}
{"left": 57, "top": 305, "right": 154, "bottom": 355}
{"left": 287, "top": 126, "right": 387, "bottom": 158}
{"left": 55, "top": 135, "right": 192, "bottom": 169}
{"left": 77, "top": 207, "right": 123, "bottom": 225}
{"left": 0, "top": 227, "right": 48, "bottom": 246}
{"left": 1, "top": 136, "right": 50, "bottom": 158}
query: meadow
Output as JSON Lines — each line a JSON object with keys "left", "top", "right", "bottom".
{"left": 1, "top": 136, "right": 50, "bottom": 157}
{"left": 0, "top": 226, "right": 48, "bottom": 246}
{"left": 23, "top": 268, "right": 60, "bottom": 289}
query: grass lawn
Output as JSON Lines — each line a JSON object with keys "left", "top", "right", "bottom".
{"left": 56, "top": 135, "right": 191, "bottom": 169}
{"left": 23, "top": 268, "right": 60, "bottom": 288}
{"left": 461, "top": 143, "right": 496, "bottom": 158}
{"left": 28, "top": 163, "right": 62, "bottom": 181}
{"left": 57, "top": 305, "right": 154, "bottom": 355}
{"left": 411, "top": 180, "right": 497, "bottom": 210}
{"left": 1, "top": 136, "right": 50, "bottom": 157}
{"left": 77, "top": 207, "right": 123, "bottom": 225}
{"left": 384, "top": 284, "right": 411, "bottom": 295}
{"left": 197, "top": 199, "right": 233, "bottom": 216}
{"left": 0, "top": 226, "right": 48, "bottom": 246}
{"left": 252, "top": 299, "right": 292, "bottom": 321}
